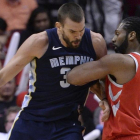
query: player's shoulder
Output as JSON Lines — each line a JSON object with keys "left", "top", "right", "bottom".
{"left": 30, "top": 31, "right": 48, "bottom": 44}
{"left": 90, "top": 30, "right": 107, "bottom": 59}
{"left": 102, "top": 53, "right": 128, "bottom": 60}
{"left": 90, "top": 30, "right": 104, "bottom": 43}
{"left": 100, "top": 53, "right": 134, "bottom": 66}
{"left": 25, "top": 31, "right": 49, "bottom": 58}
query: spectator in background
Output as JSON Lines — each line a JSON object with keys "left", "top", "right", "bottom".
{"left": 0, "top": 106, "right": 21, "bottom": 140}
{"left": 36, "top": 0, "right": 75, "bottom": 23}
{"left": 5, "top": 106, "right": 21, "bottom": 133}
{"left": 0, "top": 17, "right": 10, "bottom": 67}
{"left": 123, "top": 0, "right": 140, "bottom": 17}
{"left": 81, "top": 0, "right": 105, "bottom": 36}
{"left": 82, "top": 0, "right": 123, "bottom": 51}
{"left": 102, "top": 0, "right": 123, "bottom": 50}
{"left": 0, "top": 0, "right": 38, "bottom": 31}
{"left": 18, "top": 7, "right": 52, "bottom": 47}
{"left": 0, "top": 78, "right": 17, "bottom": 133}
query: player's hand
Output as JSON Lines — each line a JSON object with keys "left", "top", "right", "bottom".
{"left": 99, "top": 99, "right": 110, "bottom": 122}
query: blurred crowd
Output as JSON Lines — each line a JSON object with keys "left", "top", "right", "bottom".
{"left": 0, "top": 0, "right": 139, "bottom": 140}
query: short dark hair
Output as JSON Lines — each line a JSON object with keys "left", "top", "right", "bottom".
{"left": 58, "top": 2, "right": 84, "bottom": 25}
{"left": 122, "top": 16, "right": 140, "bottom": 43}
{"left": 0, "top": 17, "right": 7, "bottom": 31}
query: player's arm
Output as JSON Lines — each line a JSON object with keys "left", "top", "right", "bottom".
{"left": 90, "top": 31, "right": 107, "bottom": 98}
{"left": 90, "top": 80, "right": 110, "bottom": 122}
{"left": 89, "top": 32, "right": 109, "bottom": 122}
{"left": 67, "top": 54, "right": 135, "bottom": 122}
{"left": 0, "top": 31, "right": 48, "bottom": 87}
{"left": 67, "top": 53, "right": 135, "bottom": 86}
{"left": 90, "top": 31, "right": 107, "bottom": 60}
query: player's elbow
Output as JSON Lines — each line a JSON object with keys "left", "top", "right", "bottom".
{"left": 67, "top": 71, "right": 78, "bottom": 85}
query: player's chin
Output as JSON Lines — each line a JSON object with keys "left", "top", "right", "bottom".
{"left": 72, "top": 44, "right": 80, "bottom": 49}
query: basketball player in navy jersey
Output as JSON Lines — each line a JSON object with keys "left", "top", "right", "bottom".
{"left": 0, "top": 3, "right": 109, "bottom": 140}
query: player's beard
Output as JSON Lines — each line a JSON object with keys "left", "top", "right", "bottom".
{"left": 62, "top": 32, "right": 81, "bottom": 49}
{"left": 114, "top": 34, "right": 128, "bottom": 54}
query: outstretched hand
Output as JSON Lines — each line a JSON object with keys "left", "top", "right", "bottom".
{"left": 99, "top": 99, "right": 110, "bottom": 122}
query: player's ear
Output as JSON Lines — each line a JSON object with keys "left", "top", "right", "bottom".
{"left": 55, "top": 22, "right": 63, "bottom": 35}
{"left": 55, "top": 22, "right": 61, "bottom": 29}
{"left": 129, "top": 31, "right": 136, "bottom": 41}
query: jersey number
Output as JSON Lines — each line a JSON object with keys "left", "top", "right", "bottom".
{"left": 60, "top": 68, "right": 71, "bottom": 88}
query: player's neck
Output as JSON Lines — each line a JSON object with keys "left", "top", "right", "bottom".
{"left": 59, "top": 38, "right": 68, "bottom": 47}
{"left": 127, "top": 42, "right": 140, "bottom": 54}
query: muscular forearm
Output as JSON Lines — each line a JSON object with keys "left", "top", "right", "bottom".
{"left": 67, "top": 62, "right": 95, "bottom": 85}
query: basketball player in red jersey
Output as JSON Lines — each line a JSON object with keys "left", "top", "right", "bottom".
{"left": 67, "top": 16, "right": 140, "bottom": 140}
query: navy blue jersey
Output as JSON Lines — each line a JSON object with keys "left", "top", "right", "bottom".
{"left": 19, "top": 28, "right": 97, "bottom": 122}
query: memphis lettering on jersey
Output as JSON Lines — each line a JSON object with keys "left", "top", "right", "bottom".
{"left": 50, "top": 55, "right": 94, "bottom": 68}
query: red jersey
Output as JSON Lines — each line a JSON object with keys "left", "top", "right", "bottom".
{"left": 102, "top": 52, "right": 140, "bottom": 140}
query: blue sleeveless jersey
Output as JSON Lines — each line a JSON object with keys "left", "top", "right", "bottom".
{"left": 20, "top": 28, "right": 97, "bottom": 122}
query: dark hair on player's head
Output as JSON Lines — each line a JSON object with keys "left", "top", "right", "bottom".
{"left": 58, "top": 2, "right": 84, "bottom": 25}
{"left": 122, "top": 16, "right": 140, "bottom": 43}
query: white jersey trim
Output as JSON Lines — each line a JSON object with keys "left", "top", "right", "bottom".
{"left": 132, "top": 52, "right": 140, "bottom": 56}
{"left": 127, "top": 53, "right": 138, "bottom": 72}
{"left": 108, "top": 75, "right": 123, "bottom": 88}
